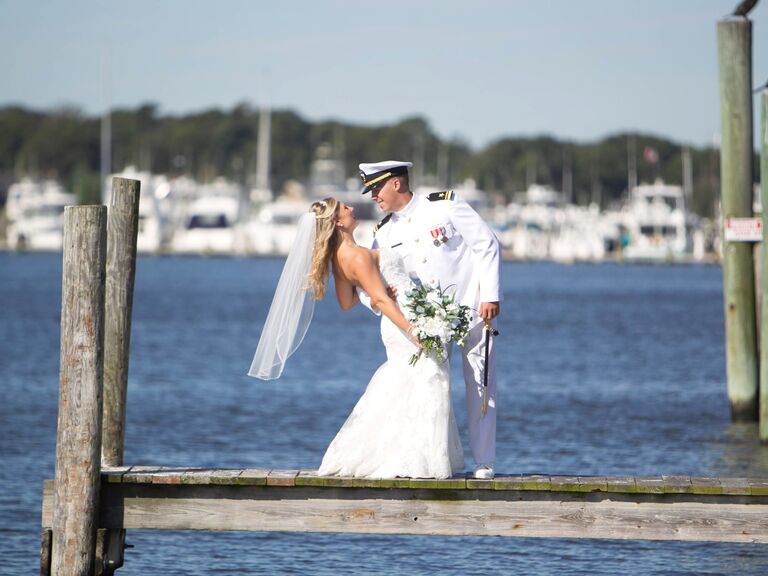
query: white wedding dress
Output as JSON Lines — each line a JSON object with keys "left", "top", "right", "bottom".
{"left": 318, "top": 249, "right": 464, "bottom": 479}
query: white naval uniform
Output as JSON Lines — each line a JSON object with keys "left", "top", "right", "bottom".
{"left": 362, "top": 192, "right": 503, "bottom": 467}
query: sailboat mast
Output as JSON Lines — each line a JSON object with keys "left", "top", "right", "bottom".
{"left": 437, "top": 144, "right": 449, "bottom": 190}
{"left": 627, "top": 135, "right": 637, "bottom": 195}
{"left": 562, "top": 144, "right": 573, "bottom": 205}
{"left": 100, "top": 48, "right": 112, "bottom": 202}
{"left": 256, "top": 104, "right": 271, "bottom": 193}
{"left": 682, "top": 145, "right": 693, "bottom": 210}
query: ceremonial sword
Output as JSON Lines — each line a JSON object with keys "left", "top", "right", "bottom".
{"left": 482, "top": 320, "right": 499, "bottom": 416}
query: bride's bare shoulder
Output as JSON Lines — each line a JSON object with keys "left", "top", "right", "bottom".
{"left": 338, "top": 245, "right": 377, "bottom": 276}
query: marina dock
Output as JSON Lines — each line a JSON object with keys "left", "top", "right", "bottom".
{"left": 41, "top": 467, "right": 768, "bottom": 544}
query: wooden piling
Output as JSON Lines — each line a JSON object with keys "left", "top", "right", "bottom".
{"left": 40, "top": 529, "right": 52, "bottom": 576}
{"left": 51, "top": 206, "right": 108, "bottom": 575}
{"left": 101, "top": 177, "right": 141, "bottom": 467}
{"left": 761, "top": 91, "right": 768, "bottom": 441}
{"left": 717, "top": 19, "right": 758, "bottom": 421}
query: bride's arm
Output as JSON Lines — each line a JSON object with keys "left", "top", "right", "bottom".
{"left": 346, "top": 250, "right": 414, "bottom": 337}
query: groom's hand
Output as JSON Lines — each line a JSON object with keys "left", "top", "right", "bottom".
{"left": 479, "top": 302, "right": 500, "bottom": 322}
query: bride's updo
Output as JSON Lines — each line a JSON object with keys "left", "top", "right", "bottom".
{"left": 308, "top": 197, "right": 339, "bottom": 300}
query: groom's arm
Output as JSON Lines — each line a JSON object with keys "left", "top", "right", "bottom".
{"left": 357, "top": 289, "right": 379, "bottom": 314}
{"left": 448, "top": 198, "right": 503, "bottom": 307}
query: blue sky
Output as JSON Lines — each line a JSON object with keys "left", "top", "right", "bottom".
{"left": 1, "top": 0, "right": 766, "bottom": 149}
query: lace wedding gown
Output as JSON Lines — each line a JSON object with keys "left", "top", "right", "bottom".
{"left": 318, "top": 249, "right": 464, "bottom": 479}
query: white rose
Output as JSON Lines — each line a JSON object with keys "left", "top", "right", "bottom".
{"left": 420, "top": 317, "right": 443, "bottom": 338}
{"left": 426, "top": 291, "right": 442, "bottom": 307}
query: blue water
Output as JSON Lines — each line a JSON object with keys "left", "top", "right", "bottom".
{"left": 2, "top": 252, "right": 768, "bottom": 575}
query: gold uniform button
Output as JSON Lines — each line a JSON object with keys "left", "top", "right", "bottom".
{"left": 414, "top": 238, "right": 420, "bottom": 243}
{"left": 422, "top": 258, "right": 427, "bottom": 264}
{"left": 407, "top": 218, "right": 412, "bottom": 223}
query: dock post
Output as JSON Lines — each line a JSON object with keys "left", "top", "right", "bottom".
{"left": 717, "top": 18, "right": 758, "bottom": 421}
{"left": 101, "top": 177, "right": 141, "bottom": 467}
{"left": 51, "top": 206, "right": 107, "bottom": 575}
{"left": 40, "top": 529, "right": 52, "bottom": 575}
{"left": 760, "top": 91, "right": 768, "bottom": 441}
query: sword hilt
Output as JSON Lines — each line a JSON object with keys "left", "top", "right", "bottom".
{"left": 483, "top": 319, "right": 499, "bottom": 337}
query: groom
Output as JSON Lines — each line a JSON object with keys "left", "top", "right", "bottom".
{"left": 358, "top": 160, "right": 502, "bottom": 479}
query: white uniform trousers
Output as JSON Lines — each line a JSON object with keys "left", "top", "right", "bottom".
{"left": 454, "top": 319, "right": 497, "bottom": 467}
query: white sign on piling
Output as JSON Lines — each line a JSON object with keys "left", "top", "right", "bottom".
{"left": 724, "top": 217, "right": 763, "bottom": 242}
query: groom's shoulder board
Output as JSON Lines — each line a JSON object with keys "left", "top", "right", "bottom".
{"left": 373, "top": 213, "right": 392, "bottom": 234}
{"left": 427, "top": 190, "right": 456, "bottom": 202}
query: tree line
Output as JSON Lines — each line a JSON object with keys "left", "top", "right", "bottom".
{"left": 0, "top": 103, "right": 744, "bottom": 216}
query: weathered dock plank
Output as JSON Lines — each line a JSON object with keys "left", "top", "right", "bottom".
{"left": 41, "top": 470, "right": 768, "bottom": 543}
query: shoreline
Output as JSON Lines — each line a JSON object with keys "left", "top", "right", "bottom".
{"left": 0, "top": 245, "right": 722, "bottom": 266}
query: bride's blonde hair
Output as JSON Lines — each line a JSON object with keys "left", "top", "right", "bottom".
{"left": 308, "top": 197, "right": 339, "bottom": 300}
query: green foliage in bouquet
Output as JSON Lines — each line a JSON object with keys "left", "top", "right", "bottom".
{"left": 404, "top": 283, "right": 472, "bottom": 366}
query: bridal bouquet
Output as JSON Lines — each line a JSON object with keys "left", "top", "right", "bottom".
{"left": 404, "top": 283, "right": 472, "bottom": 365}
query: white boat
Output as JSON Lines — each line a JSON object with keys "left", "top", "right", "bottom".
{"left": 244, "top": 145, "right": 380, "bottom": 255}
{"left": 307, "top": 144, "right": 380, "bottom": 247}
{"left": 170, "top": 178, "right": 242, "bottom": 255}
{"left": 249, "top": 197, "right": 312, "bottom": 255}
{"left": 6, "top": 179, "right": 77, "bottom": 251}
{"left": 105, "top": 167, "right": 171, "bottom": 254}
{"left": 501, "top": 185, "right": 606, "bottom": 263}
{"left": 5, "top": 178, "right": 39, "bottom": 223}
{"left": 548, "top": 204, "right": 608, "bottom": 263}
{"left": 620, "top": 180, "right": 689, "bottom": 262}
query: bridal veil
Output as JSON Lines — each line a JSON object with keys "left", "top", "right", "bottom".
{"left": 248, "top": 212, "right": 317, "bottom": 380}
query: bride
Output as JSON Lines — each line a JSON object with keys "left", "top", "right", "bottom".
{"left": 249, "top": 197, "right": 463, "bottom": 479}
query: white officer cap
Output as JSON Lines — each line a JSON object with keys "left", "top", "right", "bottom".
{"left": 358, "top": 160, "right": 413, "bottom": 194}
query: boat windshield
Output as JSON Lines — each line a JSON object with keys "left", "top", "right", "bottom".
{"left": 188, "top": 214, "right": 229, "bottom": 229}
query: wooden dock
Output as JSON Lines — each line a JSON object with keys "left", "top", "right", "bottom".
{"left": 42, "top": 467, "right": 768, "bottom": 544}
{"left": 40, "top": 179, "right": 768, "bottom": 575}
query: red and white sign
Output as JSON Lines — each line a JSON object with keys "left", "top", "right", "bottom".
{"left": 724, "top": 217, "right": 763, "bottom": 242}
